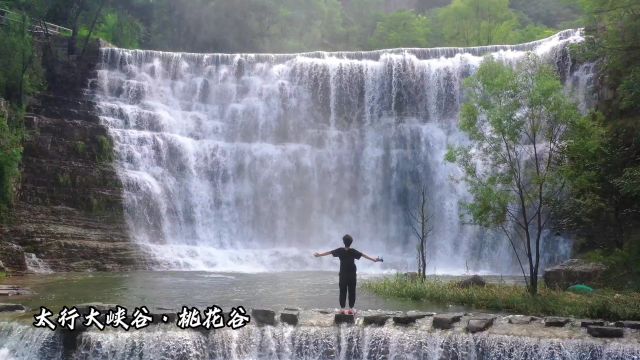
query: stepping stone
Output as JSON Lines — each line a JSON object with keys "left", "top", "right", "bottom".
{"left": 587, "top": 326, "right": 624, "bottom": 338}
{"left": 615, "top": 321, "right": 640, "bottom": 330}
{"left": 432, "top": 313, "right": 463, "bottom": 330}
{"left": 393, "top": 311, "right": 434, "bottom": 325}
{"left": 363, "top": 313, "right": 391, "bottom": 326}
{"left": 251, "top": 309, "right": 276, "bottom": 326}
{"left": 280, "top": 308, "right": 300, "bottom": 326}
{"left": 581, "top": 320, "right": 605, "bottom": 327}
{"left": 544, "top": 317, "right": 571, "bottom": 327}
{"left": 467, "top": 315, "right": 496, "bottom": 333}
{"left": 508, "top": 315, "right": 534, "bottom": 325}
{"left": 335, "top": 313, "right": 355, "bottom": 325}
{"left": 0, "top": 303, "right": 26, "bottom": 312}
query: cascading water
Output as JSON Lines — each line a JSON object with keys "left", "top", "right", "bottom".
{"left": 93, "top": 29, "right": 595, "bottom": 273}
{"left": 1, "top": 321, "right": 639, "bottom": 360}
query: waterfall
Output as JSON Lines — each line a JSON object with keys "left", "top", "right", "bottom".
{"left": 1, "top": 322, "right": 638, "bottom": 360}
{"left": 92, "top": 29, "right": 595, "bottom": 273}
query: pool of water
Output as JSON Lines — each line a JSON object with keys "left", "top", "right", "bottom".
{"left": 1, "top": 271, "right": 491, "bottom": 319}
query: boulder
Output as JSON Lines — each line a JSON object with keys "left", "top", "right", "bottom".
{"left": 543, "top": 259, "right": 606, "bottom": 290}
{"left": 467, "top": 315, "right": 496, "bottom": 333}
{"left": 614, "top": 321, "right": 640, "bottom": 330}
{"left": 508, "top": 315, "right": 535, "bottom": 325}
{"left": 335, "top": 313, "right": 354, "bottom": 325}
{"left": 457, "top": 275, "right": 486, "bottom": 288}
{"left": 432, "top": 313, "right": 463, "bottom": 330}
{"left": 544, "top": 317, "right": 571, "bottom": 327}
{"left": 587, "top": 326, "right": 624, "bottom": 338}
{"left": 581, "top": 320, "right": 605, "bottom": 327}
{"left": 0, "top": 303, "right": 26, "bottom": 312}
{"left": 0, "top": 243, "right": 27, "bottom": 273}
{"left": 251, "top": 309, "right": 276, "bottom": 326}
{"left": 280, "top": 308, "right": 300, "bottom": 326}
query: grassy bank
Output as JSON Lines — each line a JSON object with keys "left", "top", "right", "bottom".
{"left": 363, "top": 275, "right": 640, "bottom": 321}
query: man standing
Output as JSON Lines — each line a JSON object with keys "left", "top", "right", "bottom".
{"left": 314, "top": 234, "right": 382, "bottom": 314}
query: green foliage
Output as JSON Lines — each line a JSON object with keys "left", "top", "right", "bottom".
{"left": 0, "top": 109, "right": 22, "bottom": 221}
{"left": 96, "top": 135, "right": 114, "bottom": 163}
{"left": 90, "top": 10, "right": 144, "bottom": 48}
{"left": 446, "top": 55, "right": 597, "bottom": 294}
{"left": 0, "top": 15, "right": 44, "bottom": 106}
{"left": 56, "top": 172, "right": 71, "bottom": 187}
{"left": 364, "top": 275, "right": 640, "bottom": 320}
{"left": 369, "top": 11, "right": 431, "bottom": 49}
{"left": 436, "top": 0, "right": 519, "bottom": 46}
{"left": 73, "top": 141, "right": 87, "bottom": 156}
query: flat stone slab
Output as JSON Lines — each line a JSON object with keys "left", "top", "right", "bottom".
{"left": 544, "top": 317, "right": 571, "bottom": 327}
{"left": 508, "top": 315, "right": 535, "bottom": 325}
{"left": 280, "top": 309, "right": 300, "bottom": 326}
{"left": 581, "top": 320, "right": 605, "bottom": 327}
{"left": 363, "top": 313, "right": 392, "bottom": 326}
{"left": 467, "top": 316, "right": 496, "bottom": 333}
{"left": 587, "top": 326, "right": 624, "bottom": 338}
{"left": 0, "top": 303, "right": 26, "bottom": 312}
{"left": 432, "top": 313, "right": 463, "bottom": 330}
{"left": 251, "top": 309, "right": 276, "bottom": 326}
{"left": 392, "top": 311, "right": 433, "bottom": 325}
{"left": 335, "top": 313, "right": 355, "bottom": 325}
{"left": 615, "top": 321, "right": 640, "bottom": 329}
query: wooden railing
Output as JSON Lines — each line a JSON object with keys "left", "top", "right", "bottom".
{"left": 0, "top": 8, "right": 72, "bottom": 37}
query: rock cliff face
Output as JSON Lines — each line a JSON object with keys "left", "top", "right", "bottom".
{"left": 0, "top": 38, "right": 148, "bottom": 272}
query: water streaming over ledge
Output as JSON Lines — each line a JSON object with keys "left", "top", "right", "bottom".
{"left": 92, "top": 29, "right": 596, "bottom": 273}
{"left": 1, "top": 321, "right": 639, "bottom": 360}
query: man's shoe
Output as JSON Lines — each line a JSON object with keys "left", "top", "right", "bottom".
{"left": 345, "top": 309, "right": 354, "bottom": 315}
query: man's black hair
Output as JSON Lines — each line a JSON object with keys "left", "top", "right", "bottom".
{"left": 343, "top": 234, "right": 353, "bottom": 247}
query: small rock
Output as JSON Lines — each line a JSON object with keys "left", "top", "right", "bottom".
{"left": 615, "top": 321, "right": 640, "bottom": 330}
{"left": 0, "top": 303, "right": 26, "bottom": 312}
{"left": 364, "top": 313, "right": 391, "bottom": 326}
{"left": 335, "top": 313, "right": 354, "bottom": 325}
{"left": 467, "top": 315, "right": 496, "bottom": 333}
{"left": 508, "top": 315, "right": 534, "bottom": 325}
{"left": 545, "top": 317, "right": 571, "bottom": 327}
{"left": 457, "top": 275, "right": 486, "bottom": 288}
{"left": 280, "top": 309, "right": 300, "bottom": 326}
{"left": 432, "top": 313, "right": 463, "bottom": 330}
{"left": 581, "top": 320, "right": 605, "bottom": 327}
{"left": 587, "top": 326, "right": 624, "bottom": 338}
{"left": 251, "top": 309, "right": 276, "bottom": 326}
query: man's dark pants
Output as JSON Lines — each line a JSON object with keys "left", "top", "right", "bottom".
{"left": 339, "top": 272, "right": 357, "bottom": 308}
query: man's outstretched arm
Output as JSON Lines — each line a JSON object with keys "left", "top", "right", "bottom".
{"left": 314, "top": 251, "right": 332, "bottom": 257}
{"left": 361, "top": 253, "right": 382, "bottom": 262}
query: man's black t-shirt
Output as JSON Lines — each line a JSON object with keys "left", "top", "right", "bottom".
{"left": 331, "top": 247, "right": 363, "bottom": 274}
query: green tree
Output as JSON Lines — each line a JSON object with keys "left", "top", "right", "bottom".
{"left": 369, "top": 10, "right": 431, "bottom": 49}
{"left": 446, "top": 55, "right": 595, "bottom": 295}
{"left": 436, "top": 0, "right": 520, "bottom": 46}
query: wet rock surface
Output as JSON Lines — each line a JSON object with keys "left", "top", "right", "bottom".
{"left": 0, "top": 303, "right": 26, "bottom": 312}
{"left": 0, "top": 39, "right": 148, "bottom": 273}
{"left": 432, "top": 313, "right": 463, "bottom": 329}
{"left": 466, "top": 314, "right": 496, "bottom": 333}
{"left": 615, "top": 321, "right": 640, "bottom": 329}
{"left": 280, "top": 308, "right": 300, "bottom": 326}
{"left": 587, "top": 325, "right": 624, "bottom": 338}
{"left": 251, "top": 309, "right": 276, "bottom": 326}
{"left": 545, "top": 316, "right": 571, "bottom": 327}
